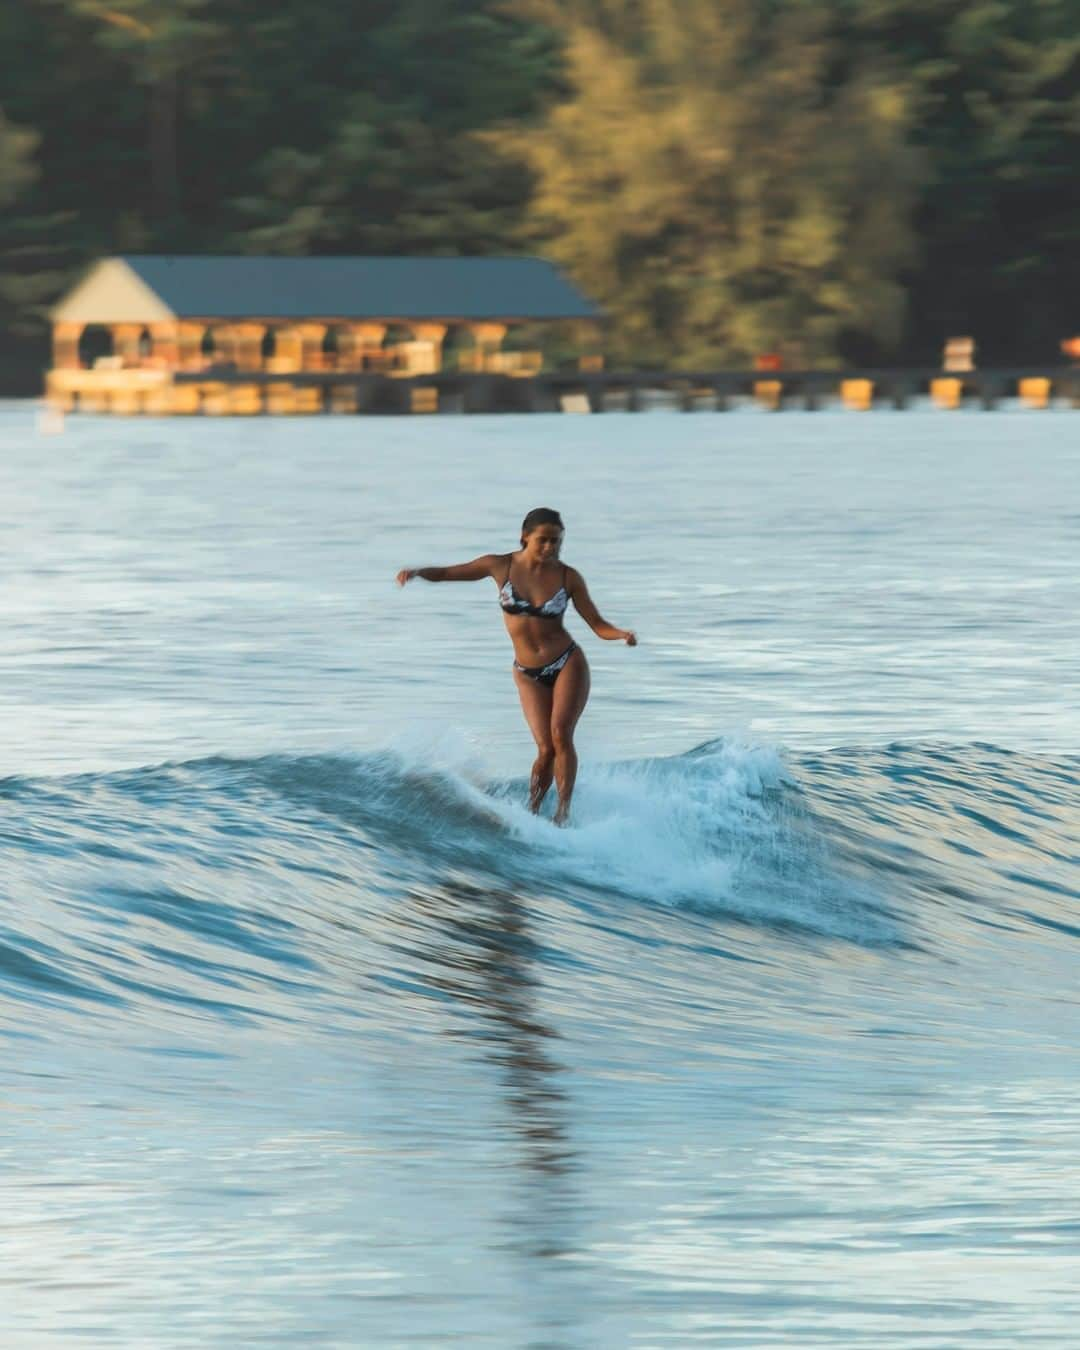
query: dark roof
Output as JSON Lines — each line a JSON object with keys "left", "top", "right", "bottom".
{"left": 121, "top": 255, "right": 599, "bottom": 321}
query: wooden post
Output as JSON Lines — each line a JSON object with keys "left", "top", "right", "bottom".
{"left": 754, "top": 379, "right": 783, "bottom": 411}
{"left": 841, "top": 379, "right": 874, "bottom": 411}
{"left": 1018, "top": 377, "right": 1051, "bottom": 410}
{"left": 931, "top": 377, "right": 964, "bottom": 410}
{"left": 52, "top": 321, "right": 84, "bottom": 370}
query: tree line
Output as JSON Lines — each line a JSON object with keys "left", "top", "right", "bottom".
{"left": 1, "top": 0, "right": 1076, "bottom": 385}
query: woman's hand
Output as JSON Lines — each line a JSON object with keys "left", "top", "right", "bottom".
{"left": 621, "top": 630, "right": 638, "bottom": 646}
{"left": 395, "top": 568, "right": 416, "bottom": 587}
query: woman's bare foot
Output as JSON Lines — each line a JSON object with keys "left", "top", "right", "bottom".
{"left": 553, "top": 801, "right": 570, "bottom": 827}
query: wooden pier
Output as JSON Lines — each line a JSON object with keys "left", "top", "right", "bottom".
{"left": 45, "top": 365, "right": 1080, "bottom": 415}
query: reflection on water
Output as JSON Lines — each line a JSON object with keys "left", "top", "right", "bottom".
{"left": 404, "top": 879, "right": 590, "bottom": 1345}
{"left": 414, "top": 882, "right": 576, "bottom": 1179}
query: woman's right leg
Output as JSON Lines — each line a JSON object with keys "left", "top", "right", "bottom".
{"left": 513, "top": 668, "right": 555, "bottom": 812}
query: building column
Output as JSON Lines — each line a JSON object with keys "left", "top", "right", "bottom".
{"left": 207, "top": 323, "right": 244, "bottom": 367}
{"left": 52, "top": 322, "right": 84, "bottom": 370}
{"left": 177, "top": 322, "right": 207, "bottom": 370}
{"left": 265, "top": 325, "right": 298, "bottom": 371}
{"left": 337, "top": 323, "right": 387, "bottom": 370}
{"left": 111, "top": 323, "right": 144, "bottom": 365}
{"left": 149, "top": 322, "right": 179, "bottom": 367}
{"left": 213, "top": 322, "right": 265, "bottom": 371}
{"left": 295, "top": 322, "right": 328, "bottom": 370}
{"left": 236, "top": 323, "right": 266, "bottom": 371}
{"left": 411, "top": 323, "right": 448, "bottom": 371}
{"left": 469, "top": 322, "right": 507, "bottom": 372}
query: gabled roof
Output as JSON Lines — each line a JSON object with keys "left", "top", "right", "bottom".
{"left": 52, "top": 255, "right": 600, "bottom": 324}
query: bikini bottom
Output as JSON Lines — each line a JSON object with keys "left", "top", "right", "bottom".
{"left": 514, "top": 641, "right": 577, "bottom": 688}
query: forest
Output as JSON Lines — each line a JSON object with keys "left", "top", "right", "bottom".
{"left": 1, "top": 0, "right": 1077, "bottom": 387}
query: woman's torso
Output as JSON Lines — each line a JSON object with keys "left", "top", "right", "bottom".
{"left": 497, "top": 553, "right": 580, "bottom": 664}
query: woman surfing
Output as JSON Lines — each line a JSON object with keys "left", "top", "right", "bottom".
{"left": 396, "top": 508, "right": 636, "bottom": 825}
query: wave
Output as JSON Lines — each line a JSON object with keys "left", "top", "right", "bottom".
{"left": 1, "top": 740, "right": 1076, "bottom": 1035}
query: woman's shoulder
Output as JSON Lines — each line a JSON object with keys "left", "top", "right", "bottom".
{"left": 491, "top": 551, "right": 514, "bottom": 579}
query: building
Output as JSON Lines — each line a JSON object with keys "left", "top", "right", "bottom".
{"left": 47, "top": 255, "right": 602, "bottom": 414}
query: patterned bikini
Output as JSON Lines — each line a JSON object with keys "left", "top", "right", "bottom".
{"left": 499, "top": 561, "right": 578, "bottom": 688}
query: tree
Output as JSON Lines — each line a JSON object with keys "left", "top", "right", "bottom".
{"left": 828, "top": 0, "right": 1080, "bottom": 360}
{"left": 0, "top": 110, "right": 38, "bottom": 209}
{"left": 0, "top": 110, "right": 58, "bottom": 337}
{"left": 62, "top": 0, "right": 223, "bottom": 230}
{"left": 228, "top": 0, "right": 559, "bottom": 256}
{"left": 496, "top": 0, "right": 927, "bottom": 366}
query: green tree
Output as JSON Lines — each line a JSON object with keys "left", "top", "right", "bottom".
{"left": 62, "top": 0, "right": 223, "bottom": 230}
{"left": 497, "top": 0, "right": 926, "bottom": 367}
{"left": 0, "top": 110, "right": 38, "bottom": 209}
{"left": 0, "top": 110, "right": 58, "bottom": 335}
{"left": 228, "top": 0, "right": 559, "bottom": 255}
{"left": 829, "top": 0, "right": 1080, "bottom": 359}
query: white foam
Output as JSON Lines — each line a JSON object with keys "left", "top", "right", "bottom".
{"left": 373, "top": 733, "right": 891, "bottom": 939}
{"left": 506, "top": 741, "right": 789, "bottom": 906}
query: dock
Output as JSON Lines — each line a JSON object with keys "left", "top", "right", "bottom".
{"left": 45, "top": 365, "right": 1080, "bottom": 415}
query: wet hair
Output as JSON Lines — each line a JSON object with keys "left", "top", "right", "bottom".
{"left": 521, "top": 507, "right": 564, "bottom": 540}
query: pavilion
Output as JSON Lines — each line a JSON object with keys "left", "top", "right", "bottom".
{"left": 47, "top": 255, "right": 602, "bottom": 414}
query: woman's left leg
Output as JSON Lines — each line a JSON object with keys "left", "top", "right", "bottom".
{"left": 550, "top": 649, "right": 590, "bottom": 825}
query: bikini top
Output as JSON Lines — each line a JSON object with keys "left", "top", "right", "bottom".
{"left": 499, "top": 559, "right": 570, "bottom": 619}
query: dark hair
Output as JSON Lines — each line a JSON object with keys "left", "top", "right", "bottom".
{"left": 521, "top": 507, "right": 564, "bottom": 539}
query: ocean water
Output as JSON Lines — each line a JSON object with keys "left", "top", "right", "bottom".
{"left": 1, "top": 402, "right": 1078, "bottom": 1347}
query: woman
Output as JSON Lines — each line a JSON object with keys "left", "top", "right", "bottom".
{"left": 396, "top": 508, "right": 636, "bottom": 825}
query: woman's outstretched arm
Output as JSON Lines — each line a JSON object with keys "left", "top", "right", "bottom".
{"left": 567, "top": 569, "right": 637, "bottom": 644}
{"left": 396, "top": 554, "right": 501, "bottom": 586}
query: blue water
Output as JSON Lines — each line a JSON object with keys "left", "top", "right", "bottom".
{"left": 2, "top": 404, "right": 1079, "bottom": 1346}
